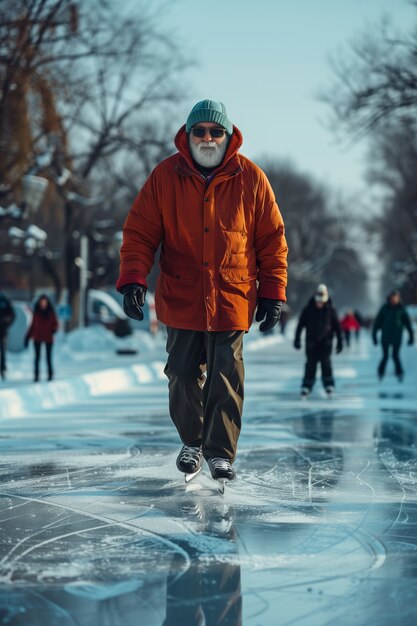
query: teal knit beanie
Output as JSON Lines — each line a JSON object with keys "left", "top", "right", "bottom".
{"left": 186, "top": 99, "right": 233, "bottom": 135}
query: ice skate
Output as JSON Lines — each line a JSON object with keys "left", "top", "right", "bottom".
{"left": 214, "top": 478, "right": 225, "bottom": 494}
{"left": 176, "top": 445, "right": 203, "bottom": 482}
{"left": 207, "top": 458, "right": 235, "bottom": 493}
{"left": 184, "top": 466, "right": 202, "bottom": 484}
{"left": 326, "top": 386, "right": 334, "bottom": 398}
{"left": 301, "top": 386, "right": 310, "bottom": 399}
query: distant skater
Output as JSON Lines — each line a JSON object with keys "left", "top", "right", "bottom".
{"left": 25, "top": 295, "right": 58, "bottom": 382}
{"left": 372, "top": 290, "right": 414, "bottom": 381}
{"left": 340, "top": 310, "right": 360, "bottom": 348}
{"left": 294, "top": 284, "right": 343, "bottom": 398}
{"left": 0, "top": 291, "right": 15, "bottom": 380}
{"left": 353, "top": 309, "right": 364, "bottom": 342}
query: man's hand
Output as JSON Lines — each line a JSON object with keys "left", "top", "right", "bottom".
{"left": 121, "top": 284, "right": 147, "bottom": 321}
{"left": 255, "top": 298, "right": 282, "bottom": 333}
{"left": 373, "top": 336, "right": 378, "bottom": 346}
{"left": 336, "top": 340, "right": 343, "bottom": 354}
{"left": 408, "top": 336, "right": 414, "bottom": 346}
{"left": 294, "top": 338, "right": 301, "bottom": 350}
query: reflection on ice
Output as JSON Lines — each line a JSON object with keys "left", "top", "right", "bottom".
{"left": 0, "top": 336, "right": 417, "bottom": 624}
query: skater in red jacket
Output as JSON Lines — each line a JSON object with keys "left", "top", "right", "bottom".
{"left": 340, "top": 310, "right": 361, "bottom": 348}
{"left": 25, "top": 295, "right": 58, "bottom": 382}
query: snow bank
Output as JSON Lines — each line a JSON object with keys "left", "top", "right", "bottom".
{"left": 59, "top": 325, "right": 160, "bottom": 357}
{"left": 0, "top": 324, "right": 168, "bottom": 419}
{"left": 0, "top": 360, "right": 166, "bottom": 420}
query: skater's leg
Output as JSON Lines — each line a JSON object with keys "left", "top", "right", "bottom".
{"left": 34, "top": 341, "right": 41, "bottom": 381}
{"left": 378, "top": 342, "right": 389, "bottom": 378}
{"left": 344, "top": 330, "right": 350, "bottom": 348}
{"left": 0, "top": 335, "right": 6, "bottom": 376}
{"left": 392, "top": 341, "right": 403, "bottom": 377}
{"left": 164, "top": 328, "right": 205, "bottom": 447}
{"left": 302, "top": 344, "right": 318, "bottom": 391}
{"left": 46, "top": 342, "right": 53, "bottom": 380}
{"left": 320, "top": 341, "right": 334, "bottom": 390}
{"left": 202, "top": 331, "right": 244, "bottom": 463}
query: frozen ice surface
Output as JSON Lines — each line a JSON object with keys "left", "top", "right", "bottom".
{"left": 0, "top": 329, "right": 417, "bottom": 625}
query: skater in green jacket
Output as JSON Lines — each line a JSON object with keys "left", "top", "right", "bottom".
{"left": 372, "top": 290, "right": 414, "bottom": 381}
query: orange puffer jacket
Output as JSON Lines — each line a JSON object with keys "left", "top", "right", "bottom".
{"left": 116, "top": 125, "right": 288, "bottom": 331}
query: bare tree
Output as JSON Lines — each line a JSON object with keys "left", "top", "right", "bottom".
{"left": 261, "top": 160, "right": 369, "bottom": 312}
{"left": 321, "top": 3, "right": 417, "bottom": 304}
{"left": 366, "top": 117, "right": 417, "bottom": 300}
{"left": 321, "top": 5, "right": 417, "bottom": 140}
{"left": 0, "top": 0, "right": 190, "bottom": 325}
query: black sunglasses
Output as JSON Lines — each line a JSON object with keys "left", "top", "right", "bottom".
{"left": 191, "top": 126, "right": 227, "bottom": 138}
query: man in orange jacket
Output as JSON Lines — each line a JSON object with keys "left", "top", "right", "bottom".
{"left": 116, "top": 99, "right": 288, "bottom": 482}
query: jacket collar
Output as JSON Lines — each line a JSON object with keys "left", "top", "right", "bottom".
{"left": 174, "top": 124, "right": 243, "bottom": 178}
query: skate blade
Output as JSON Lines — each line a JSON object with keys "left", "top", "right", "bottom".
{"left": 184, "top": 467, "right": 202, "bottom": 484}
{"left": 216, "top": 478, "right": 227, "bottom": 494}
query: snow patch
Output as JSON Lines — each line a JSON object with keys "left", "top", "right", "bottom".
{"left": 0, "top": 362, "right": 165, "bottom": 419}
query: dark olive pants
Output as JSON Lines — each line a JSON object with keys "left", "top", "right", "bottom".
{"left": 164, "top": 328, "right": 245, "bottom": 462}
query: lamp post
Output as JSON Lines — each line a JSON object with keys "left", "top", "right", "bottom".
{"left": 74, "top": 235, "right": 89, "bottom": 328}
{"left": 63, "top": 192, "right": 102, "bottom": 329}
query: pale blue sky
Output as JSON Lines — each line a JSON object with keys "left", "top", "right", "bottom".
{"left": 163, "top": 0, "right": 415, "bottom": 194}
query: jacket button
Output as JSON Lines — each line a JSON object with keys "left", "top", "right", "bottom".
{"left": 204, "top": 227, "right": 209, "bottom": 232}
{"left": 204, "top": 262, "right": 208, "bottom": 267}
{"left": 204, "top": 197, "right": 209, "bottom": 202}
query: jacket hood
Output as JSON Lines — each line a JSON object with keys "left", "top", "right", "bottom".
{"left": 174, "top": 124, "right": 243, "bottom": 176}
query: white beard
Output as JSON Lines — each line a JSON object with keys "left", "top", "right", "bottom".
{"left": 189, "top": 137, "right": 228, "bottom": 168}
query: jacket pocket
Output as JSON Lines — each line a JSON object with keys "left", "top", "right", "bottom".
{"left": 220, "top": 268, "right": 257, "bottom": 284}
{"left": 160, "top": 262, "right": 199, "bottom": 281}
{"left": 157, "top": 263, "right": 202, "bottom": 322}
{"left": 219, "top": 268, "right": 257, "bottom": 312}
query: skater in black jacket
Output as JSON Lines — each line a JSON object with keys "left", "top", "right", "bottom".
{"left": 372, "top": 290, "right": 414, "bottom": 381}
{"left": 294, "top": 284, "right": 343, "bottom": 398}
{"left": 0, "top": 292, "right": 15, "bottom": 380}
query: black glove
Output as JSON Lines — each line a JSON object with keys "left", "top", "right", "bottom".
{"left": 336, "top": 340, "right": 343, "bottom": 354}
{"left": 255, "top": 298, "right": 282, "bottom": 333}
{"left": 121, "top": 283, "right": 147, "bottom": 321}
{"left": 294, "top": 338, "right": 301, "bottom": 350}
{"left": 409, "top": 336, "right": 414, "bottom": 346}
{"left": 24, "top": 336, "right": 30, "bottom": 349}
{"left": 373, "top": 336, "right": 378, "bottom": 346}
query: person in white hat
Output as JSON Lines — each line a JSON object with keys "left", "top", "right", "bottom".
{"left": 293, "top": 284, "right": 343, "bottom": 397}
